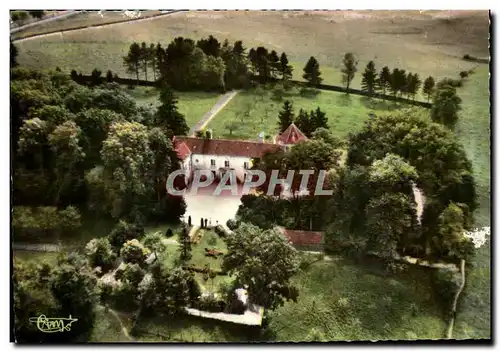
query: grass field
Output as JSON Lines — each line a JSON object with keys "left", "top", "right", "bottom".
{"left": 206, "top": 86, "right": 413, "bottom": 140}
{"left": 127, "top": 86, "right": 221, "bottom": 128}
{"left": 13, "top": 250, "right": 61, "bottom": 265}
{"left": 267, "top": 259, "right": 447, "bottom": 342}
{"left": 11, "top": 10, "right": 163, "bottom": 40}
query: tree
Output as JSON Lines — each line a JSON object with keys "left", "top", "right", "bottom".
{"left": 279, "top": 52, "right": 293, "bottom": 81}
{"left": 147, "top": 43, "right": 157, "bottom": 81}
{"left": 139, "top": 42, "right": 149, "bottom": 81}
{"left": 361, "top": 60, "right": 378, "bottom": 95}
{"left": 123, "top": 42, "right": 142, "bottom": 83}
{"left": 196, "top": 35, "right": 221, "bottom": 57}
{"left": 10, "top": 40, "right": 18, "bottom": 68}
{"left": 431, "top": 85, "right": 462, "bottom": 129}
{"left": 435, "top": 203, "right": 475, "bottom": 262}
{"left": 48, "top": 121, "right": 85, "bottom": 204}
{"left": 224, "top": 120, "right": 239, "bottom": 136}
{"left": 389, "top": 68, "right": 407, "bottom": 97}
{"left": 138, "top": 264, "right": 199, "bottom": 316}
{"left": 106, "top": 70, "right": 114, "bottom": 83}
{"left": 222, "top": 223, "right": 300, "bottom": 310}
{"left": 311, "top": 127, "right": 343, "bottom": 148}
{"left": 155, "top": 43, "right": 166, "bottom": 80}
{"left": 309, "top": 107, "right": 328, "bottom": 134}
{"left": 268, "top": 50, "right": 281, "bottom": 79}
{"left": 85, "top": 237, "right": 116, "bottom": 271}
{"left": 90, "top": 68, "right": 102, "bottom": 86}
{"left": 143, "top": 232, "right": 167, "bottom": 262}
{"left": 277, "top": 100, "right": 295, "bottom": 133}
{"left": 341, "top": 53, "right": 358, "bottom": 91}
{"left": 108, "top": 220, "right": 145, "bottom": 253}
{"left": 49, "top": 253, "right": 98, "bottom": 342}
{"left": 295, "top": 109, "right": 311, "bottom": 137}
{"left": 100, "top": 121, "right": 154, "bottom": 219}
{"left": 423, "top": 76, "right": 436, "bottom": 102}
{"left": 155, "top": 84, "right": 189, "bottom": 136}
{"left": 121, "top": 239, "right": 151, "bottom": 265}
{"left": 303, "top": 56, "right": 323, "bottom": 86}
{"left": 378, "top": 66, "right": 392, "bottom": 96}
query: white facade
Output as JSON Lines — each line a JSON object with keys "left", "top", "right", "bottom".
{"left": 184, "top": 153, "right": 254, "bottom": 182}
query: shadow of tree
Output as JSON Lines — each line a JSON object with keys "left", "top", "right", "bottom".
{"left": 337, "top": 93, "right": 352, "bottom": 107}
{"left": 360, "top": 96, "right": 401, "bottom": 111}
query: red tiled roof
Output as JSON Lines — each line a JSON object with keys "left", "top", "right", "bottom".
{"left": 173, "top": 136, "right": 283, "bottom": 159}
{"left": 279, "top": 228, "right": 324, "bottom": 245}
{"left": 276, "top": 123, "right": 308, "bottom": 145}
{"left": 175, "top": 141, "right": 192, "bottom": 161}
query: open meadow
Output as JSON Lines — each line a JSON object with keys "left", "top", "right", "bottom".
{"left": 206, "top": 86, "right": 419, "bottom": 140}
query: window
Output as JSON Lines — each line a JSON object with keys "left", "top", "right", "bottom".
{"left": 224, "top": 160, "right": 230, "bottom": 168}
{"left": 211, "top": 159, "right": 216, "bottom": 167}
{"left": 243, "top": 162, "right": 249, "bottom": 169}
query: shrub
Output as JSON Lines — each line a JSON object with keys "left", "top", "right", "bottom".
{"left": 214, "top": 225, "right": 226, "bottom": 237}
{"left": 459, "top": 71, "right": 469, "bottom": 79}
{"left": 226, "top": 219, "right": 240, "bottom": 230}
{"left": 195, "top": 294, "right": 225, "bottom": 313}
{"left": 120, "top": 239, "right": 151, "bottom": 265}
{"left": 463, "top": 54, "right": 471, "bottom": 60}
{"left": 84, "top": 238, "right": 116, "bottom": 272}
{"left": 108, "top": 220, "right": 145, "bottom": 253}
{"left": 166, "top": 228, "right": 173, "bottom": 237}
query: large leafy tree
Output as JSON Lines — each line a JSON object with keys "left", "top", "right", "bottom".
{"left": 10, "top": 40, "right": 18, "bottom": 68}
{"left": 100, "top": 121, "right": 154, "bottom": 219}
{"left": 431, "top": 84, "right": 462, "bottom": 129}
{"left": 196, "top": 35, "right": 221, "bottom": 57}
{"left": 303, "top": 56, "right": 323, "bottom": 86}
{"left": 361, "top": 60, "right": 378, "bottom": 95}
{"left": 48, "top": 121, "right": 86, "bottom": 204}
{"left": 223, "top": 222, "right": 300, "bottom": 310}
{"left": 341, "top": 53, "right": 358, "bottom": 91}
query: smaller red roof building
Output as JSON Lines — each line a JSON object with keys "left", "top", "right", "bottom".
{"left": 275, "top": 123, "right": 308, "bottom": 145}
{"left": 277, "top": 227, "right": 325, "bottom": 247}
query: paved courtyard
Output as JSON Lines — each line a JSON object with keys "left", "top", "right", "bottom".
{"left": 183, "top": 183, "right": 245, "bottom": 226}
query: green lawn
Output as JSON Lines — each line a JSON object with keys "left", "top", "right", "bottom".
{"left": 188, "top": 229, "right": 234, "bottom": 294}
{"left": 450, "top": 64, "right": 491, "bottom": 340}
{"left": 188, "top": 229, "right": 227, "bottom": 271}
{"left": 90, "top": 306, "right": 134, "bottom": 342}
{"left": 207, "top": 86, "right": 415, "bottom": 141}
{"left": 267, "top": 259, "right": 447, "bottom": 341}
{"left": 127, "top": 86, "right": 221, "bottom": 128}
{"left": 13, "top": 250, "right": 61, "bottom": 266}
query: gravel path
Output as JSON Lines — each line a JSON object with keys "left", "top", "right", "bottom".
{"left": 189, "top": 90, "right": 239, "bottom": 137}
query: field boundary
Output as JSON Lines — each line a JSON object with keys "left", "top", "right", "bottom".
{"left": 12, "top": 10, "right": 186, "bottom": 42}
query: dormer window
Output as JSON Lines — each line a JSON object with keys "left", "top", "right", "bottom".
{"left": 224, "top": 160, "right": 230, "bottom": 168}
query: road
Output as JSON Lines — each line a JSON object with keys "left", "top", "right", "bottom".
{"left": 189, "top": 90, "right": 239, "bottom": 137}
